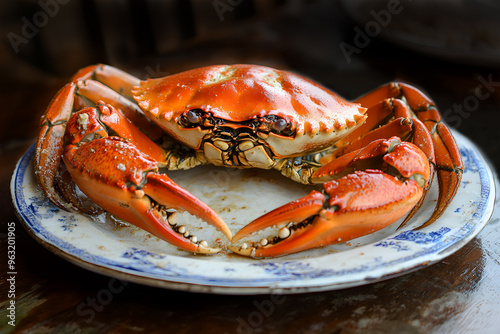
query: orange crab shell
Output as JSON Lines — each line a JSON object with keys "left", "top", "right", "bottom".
{"left": 132, "top": 64, "right": 367, "bottom": 156}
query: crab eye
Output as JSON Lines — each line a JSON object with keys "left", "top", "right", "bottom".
{"left": 186, "top": 110, "right": 202, "bottom": 124}
{"left": 273, "top": 118, "right": 288, "bottom": 132}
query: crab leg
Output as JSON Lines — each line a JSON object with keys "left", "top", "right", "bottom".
{"left": 73, "top": 66, "right": 164, "bottom": 140}
{"left": 35, "top": 65, "right": 165, "bottom": 211}
{"left": 35, "top": 83, "right": 76, "bottom": 209}
{"left": 56, "top": 164, "right": 103, "bottom": 215}
{"left": 95, "top": 103, "right": 166, "bottom": 163}
{"left": 335, "top": 98, "right": 434, "bottom": 159}
{"left": 329, "top": 97, "right": 437, "bottom": 228}
{"left": 350, "top": 82, "right": 461, "bottom": 227}
{"left": 231, "top": 138, "right": 429, "bottom": 257}
{"left": 72, "top": 64, "right": 140, "bottom": 100}
{"left": 325, "top": 117, "right": 414, "bottom": 160}
{"left": 335, "top": 96, "right": 397, "bottom": 147}
{"left": 398, "top": 83, "right": 464, "bottom": 228}
{"left": 64, "top": 136, "right": 231, "bottom": 254}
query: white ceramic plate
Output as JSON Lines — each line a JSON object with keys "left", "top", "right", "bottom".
{"left": 11, "top": 131, "right": 495, "bottom": 294}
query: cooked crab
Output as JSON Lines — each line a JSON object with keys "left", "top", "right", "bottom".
{"left": 35, "top": 64, "right": 462, "bottom": 257}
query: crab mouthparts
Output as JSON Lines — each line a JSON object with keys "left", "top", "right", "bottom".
{"left": 202, "top": 128, "right": 275, "bottom": 168}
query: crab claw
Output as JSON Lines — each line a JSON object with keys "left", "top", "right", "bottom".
{"left": 63, "top": 137, "right": 231, "bottom": 254}
{"left": 230, "top": 170, "right": 423, "bottom": 258}
{"left": 230, "top": 139, "right": 430, "bottom": 258}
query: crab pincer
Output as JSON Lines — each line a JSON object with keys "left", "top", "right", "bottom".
{"left": 63, "top": 137, "right": 232, "bottom": 254}
{"left": 229, "top": 138, "right": 430, "bottom": 258}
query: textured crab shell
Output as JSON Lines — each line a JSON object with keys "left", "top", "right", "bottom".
{"left": 132, "top": 64, "right": 367, "bottom": 156}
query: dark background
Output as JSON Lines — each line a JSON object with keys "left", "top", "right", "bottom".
{"left": 2, "top": 0, "right": 500, "bottom": 173}
{"left": 1, "top": 0, "right": 499, "bottom": 333}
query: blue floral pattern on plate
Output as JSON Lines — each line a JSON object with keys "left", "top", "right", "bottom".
{"left": 374, "top": 227, "right": 451, "bottom": 251}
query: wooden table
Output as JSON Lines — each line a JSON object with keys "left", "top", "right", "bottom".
{"left": 2, "top": 1, "right": 500, "bottom": 333}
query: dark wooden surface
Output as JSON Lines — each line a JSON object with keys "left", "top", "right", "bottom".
{"left": 1, "top": 1, "right": 499, "bottom": 333}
